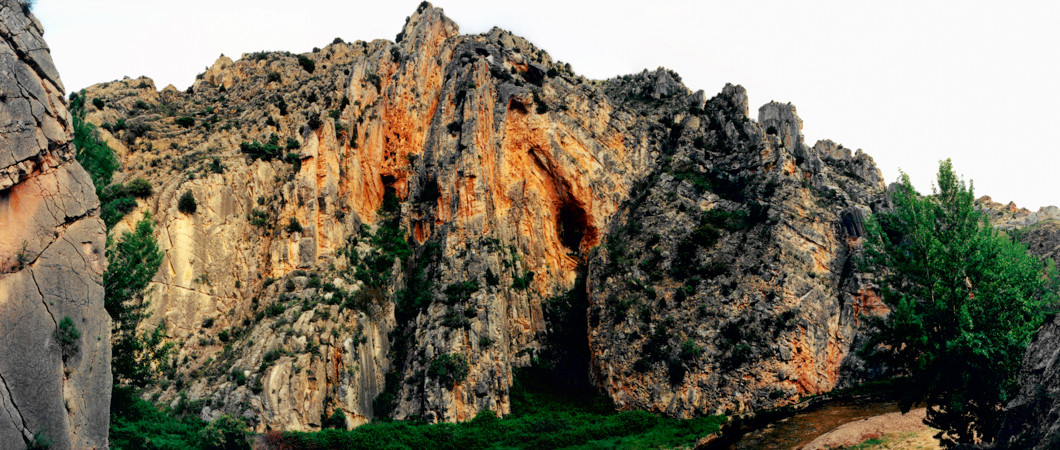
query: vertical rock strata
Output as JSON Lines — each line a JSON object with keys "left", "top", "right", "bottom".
{"left": 0, "top": 1, "right": 110, "bottom": 448}
{"left": 80, "top": 2, "right": 888, "bottom": 431}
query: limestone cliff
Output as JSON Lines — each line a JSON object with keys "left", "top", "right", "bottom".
{"left": 0, "top": 1, "right": 110, "bottom": 448}
{"left": 81, "top": 2, "right": 888, "bottom": 432}
{"left": 586, "top": 81, "right": 887, "bottom": 417}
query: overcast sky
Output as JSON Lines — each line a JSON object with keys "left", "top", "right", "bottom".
{"left": 33, "top": 0, "right": 1060, "bottom": 209}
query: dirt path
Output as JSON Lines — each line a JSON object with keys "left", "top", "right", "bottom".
{"left": 801, "top": 408, "right": 941, "bottom": 449}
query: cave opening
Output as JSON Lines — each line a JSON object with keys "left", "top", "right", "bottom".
{"left": 381, "top": 174, "right": 399, "bottom": 213}
{"left": 508, "top": 99, "right": 528, "bottom": 114}
{"left": 557, "top": 202, "right": 589, "bottom": 254}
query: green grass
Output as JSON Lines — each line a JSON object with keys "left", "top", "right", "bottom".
{"left": 267, "top": 369, "right": 726, "bottom": 449}
{"left": 843, "top": 437, "right": 886, "bottom": 449}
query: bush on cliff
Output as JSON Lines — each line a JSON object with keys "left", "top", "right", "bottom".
{"left": 861, "top": 159, "right": 1059, "bottom": 447}
{"left": 178, "top": 190, "right": 197, "bottom": 214}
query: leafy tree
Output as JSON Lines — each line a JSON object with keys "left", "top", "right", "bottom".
{"left": 861, "top": 159, "right": 1058, "bottom": 447}
{"left": 104, "top": 213, "right": 171, "bottom": 387}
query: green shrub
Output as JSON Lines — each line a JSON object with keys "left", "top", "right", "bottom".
{"left": 365, "top": 74, "right": 382, "bottom": 91}
{"left": 27, "top": 429, "right": 50, "bottom": 449}
{"left": 264, "top": 302, "right": 286, "bottom": 318}
{"left": 444, "top": 281, "right": 479, "bottom": 305}
{"left": 511, "top": 270, "right": 535, "bottom": 290}
{"left": 267, "top": 72, "right": 281, "bottom": 83}
{"left": 199, "top": 414, "right": 251, "bottom": 450}
{"left": 125, "top": 178, "right": 153, "bottom": 198}
{"left": 178, "top": 190, "right": 197, "bottom": 214}
{"left": 15, "top": 241, "right": 29, "bottom": 270}
{"left": 323, "top": 410, "right": 347, "bottom": 429}
{"left": 286, "top": 218, "right": 303, "bottom": 234}
{"left": 250, "top": 209, "right": 269, "bottom": 227}
{"left": 209, "top": 157, "right": 224, "bottom": 174}
{"left": 92, "top": 97, "right": 104, "bottom": 109}
{"left": 55, "top": 316, "right": 81, "bottom": 360}
{"left": 285, "top": 137, "right": 301, "bottom": 150}
{"left": 240, "top": 134, "right": 284, "bottom": 161}
{"left": 101, "top": 196, "right": 138, "bottom": 228}
{"left": 427, "top": 353, "right": 469, "bottom": 389}
{"left": 175, "top": 116, "right": 195, "bottom": 128}
{"left": 484, "top": 268, "right": 499, "bottom": 287}
{"left": 250, "top": 376, "right": 264, "bottom": 394}
{"left": 297, "top": 55, "right": 316, "bottom": 73}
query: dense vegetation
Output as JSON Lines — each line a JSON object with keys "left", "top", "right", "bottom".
{"left": 265, "top": 369, "right": 726, "bottom": 449}
{"left": 861, "top": 160, "right": 1059, "bottom": 447}
{"left": 110, "top": 385, "right": 249, "bottom": 450}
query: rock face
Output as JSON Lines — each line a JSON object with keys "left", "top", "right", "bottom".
{"left": 586, "top": 89, "right": 887, "bottom": 417}
{"left": 0, "top": 2, "right": 110, "bottom": 448}
{"left": 80, "top": 2, "right": 889, "bottom": 432}
{"left": 995, "top": 312, "right": 1060, "bottom": 449}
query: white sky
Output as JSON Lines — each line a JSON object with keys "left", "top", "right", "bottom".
{"left": 33, "top": 0, "right": 1060, "bottom": 210}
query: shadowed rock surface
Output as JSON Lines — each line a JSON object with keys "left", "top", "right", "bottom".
{"left": 0, "top": 1, "right": 110, "bottom": 448}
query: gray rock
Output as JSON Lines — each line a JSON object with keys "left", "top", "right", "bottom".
{"left": 0, "top": 1, "right": 109, "bottom": 447}
{"left": 995, "top": 315, "right": 1060, "bottom": 449}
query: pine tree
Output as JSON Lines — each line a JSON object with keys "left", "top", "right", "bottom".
{"left": 861, "top": 159, "right": 1058, "bottom": 446}
{"left": 104, "top": 212, "right": 171, "bottom": 387}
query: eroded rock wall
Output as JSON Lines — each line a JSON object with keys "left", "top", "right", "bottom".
{"left": 0, "top": 1, "right": 110, "bottom": 448}
{"left": 80, "top": 2, "right": 890, "bottom": 432}
{"left": 80, "top": 3, "right": 644, "bottom": 430}
{"left": 586, "top": 88, "right": 887, "bottom": 417}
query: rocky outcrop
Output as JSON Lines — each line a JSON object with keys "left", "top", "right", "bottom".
{"left": 995, "top": 313, "right": 1060, "bottom": 449}
{"left": 81, "top": 2, "right": 643, "bottom": 430}
{"left": 0, "top": 1, "right": 110, "bottom": 448}
{"left": 586, "top": 89, "right": 887, "bottom": 416}
{"left": 80, "top": 2, "right": 889, "bottom": 432}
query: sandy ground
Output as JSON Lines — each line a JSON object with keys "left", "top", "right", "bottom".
{"left": 802, "top": 408, "right": 942, "bottom": 449}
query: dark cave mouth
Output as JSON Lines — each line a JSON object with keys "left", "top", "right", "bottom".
{"left": 558, "top": 202, "right": 589, "bottom": 253}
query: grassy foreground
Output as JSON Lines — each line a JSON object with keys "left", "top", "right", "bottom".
{"left": 264, "top": 369, "right": 727, "bottom": 449}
